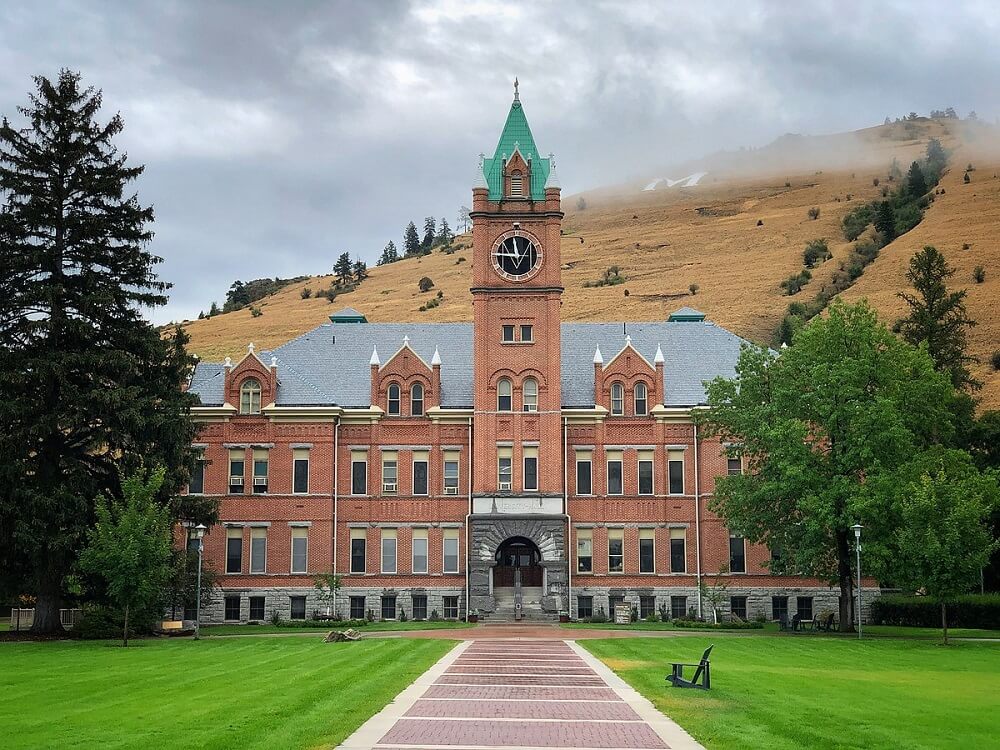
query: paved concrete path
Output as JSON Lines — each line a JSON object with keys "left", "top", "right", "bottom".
{"left": 337, "top": 639, "right": 703, "bottom": 750}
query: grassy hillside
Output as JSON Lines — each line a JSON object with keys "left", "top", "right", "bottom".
{"left": 173, "top": 118, "right": 999, "bottom": 409}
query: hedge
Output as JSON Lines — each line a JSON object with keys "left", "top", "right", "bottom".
{"left": 869, "top": 594, "right": 1000, "bottom": 629}
{"left": 672, "top": 618, "right": 764, "bottom": 630}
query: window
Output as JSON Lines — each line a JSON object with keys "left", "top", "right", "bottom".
{"left": 229, "top": 449, "right": 245, "bottom": 494}
{"left": 443, "top": 596, "right": 459, "bottom": 619}
{"left": 772, "top": 595, "right": 789, "bottom": 622}
{"left": 249, "top": 527, "right": 267, "bottom": 573}
{"left": 249, "top": 596, "right": 265, "bottom": 621}
{"left": 610, "top": 382, "right": 624, "bottom": 415}
{"left": 412, "top": 595, "right": 428, "bottom": 620}
{"left": 224, "top": 595, "right": 240, "bottom": 621}
{"left": 509, "top": 170, "right": 523, "bottom": 197}
{"left": 727, "top": 456, "right": 742, "bottom": 475}
{"left": 577, "top": 595, "right": 594, "bottom": 619}
{"left": 576, "top": 452, "right": 592, "bottom": 495}
{"left": 502, "top": 324, "right": 515, "bottom": 342}
{"left": 239, "top": 378, "right": 261, "bottom": 414}
{"left": 226, "top": 527, "right": 242, "bottom": 573}
{"left": 670, "top": 528, "right": 686, "bottom": 573}
{"left": 443, "top": 452, "right": 459, "bottom": 495}
{"left": 381, "top": 528, "right": 397, "bottom": 573}
{"left": 577, "top": 528, "right": 593, "bottom": 573}
{"left": 523, "top": 446, "right": 538, "bottom": 491}
{"left": 640, "top": 596, "right": 656, "bottom": 619}
{"left": 497, "top": 446, "right": 513, "bottom": 490}
{"left": 189, "top": 453, "right": 205, "bottom": 494}
{"left": 634, "top": 382, "right": 648, "bottom": 416}
{"left": 729, "top": 535, "right": 746, "bottom": 573}
{"left": 520, "top": 324, "right": 533, "bottom": 342}
{"left": 497, "top": 378, "right": 512, "bottom": 411}
{"left": 292, "top": 448, "right": 309, "bottom": 494}
{"left": 638, "top": 450, "right": 654, "bottom": 495}
{"left": 350, "top": 528, "right": 366, "bottom": 574}
{"left": 796, "top": 596, "right": 813, "bottom": 621}
{"left": 670, "top": 595, "right": 687, "bottom": 620}
{"left": 381, "top": 595, "right": 396, "bottom": 620}
{"left": 606, "top": 450, "right": 623, "bottom": 495}
{"left": 351, "top": 451, "right": 367, "bottom": 495}
{"left": 382, "top": 451, "right": 398, "bottom": 494}
{"left": 522, "top": 378, "right": 538, "bottom": 412}
{"left": 731, "top": 596, "right": 748, "bottom": 620}
{"left": 608, "top": 529, "right": 624, "bottom": 573}
{"left": 350, "top": 595, "right": 366, "bottom": 620}
{"left": 387, "top": 383, "right": 401, "bottom": 415}
{"left": 290, "top": 596, "right": 306, "bottom": 620}
{"left": 668, "top": 449, "right": 684, "bottom": 494}
{"left": 412, "top": 528, "right": 428, "bottom": 574}
{"left": 291, "top": 526, "right": 308, "bottom": 574}
{"left": 412, "top": 451, "right": 428, "bottom": 496}
{"left": 443, "top": 529, "right": 460, "bottom": 573}
{"left": 410, "top": 383, "right": 424, "bottom": 416}
{"left": 769, "top": 544, "right": 784, "bottom": 573}
{"left": 252, "top": 449, "right": 268, "bottom": 494}
{"left": 639, "top": 529, "right": 655, "bottom": 573}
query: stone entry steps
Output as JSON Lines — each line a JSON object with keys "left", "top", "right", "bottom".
{"left": 487, "top": 587, "right": 556, "bottom": 623}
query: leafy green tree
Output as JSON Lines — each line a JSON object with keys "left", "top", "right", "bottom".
{"left": 0, "top": 70, "right": 214, "bottom": 633}
{"left": 333, "top": 252, "right": 353, "bottom": 286}
{"left": 403, "top": 221, "right": 420, "bottom": 256}
{"left": 699, "top": 301, "right": 954, "bottom": 631}
{"left": 897, "top": 246, "right": 978, "bottom": 390}
{"left": 314, "top": 573, "right": 342, "bottom": 618}
{"left": 422, "top": 216, "right": 436, "bottom": 252}
{"left": 873, "top": 201, "right": 896, "bottom": 241}
{"left": 906, "top": 161, "right": 928, "bottom": 197}
{"left": 378, "top": 240, "right": 399, "bottom": 266}
{"left": 78, "top": 468, "right": 174, "bottom": 646}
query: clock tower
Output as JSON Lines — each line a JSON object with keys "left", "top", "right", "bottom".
{"left": 470, "top": 81, "right": 563, "bottom": 497}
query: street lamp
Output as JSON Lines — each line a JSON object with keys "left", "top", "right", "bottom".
{"left": 190, "top": 524, "right": 207, "bottom": 640}
{"left": 851, "top": 524, "right": 863, "bottom": 639}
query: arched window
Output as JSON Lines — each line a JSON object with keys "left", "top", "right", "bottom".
{"left": 410, "top": 383, "right": 424, "bottom": 416}
{"left": 509, "top": 170, "right": 523, "bottom": 197}
{"left": 610, "top": 382, "right": 624, "bottom": 415}
{"left": 387, "top": 383, "right": 401, "bottom": 415}
{"left": 239, "top": 378, "right": 261, "bottom": 414}
{"left": 522, "top": 378, "right": 538, "bottom": 412}
{"left": 634, "top": 382, "right": 648, "bottom": 416}
{"left": 497, "top": 378, "right": 512, "bottom": 411}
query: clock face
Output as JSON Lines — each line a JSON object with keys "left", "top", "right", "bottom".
{"left": 492, "top": 231, "right": 542, "bottom": 282}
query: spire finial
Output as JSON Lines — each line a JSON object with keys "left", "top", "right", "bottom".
{"left": 514, "top": 77, "right": 519, "bottom": 101}
{"left": 248, "top": 342, "right": 255, "bottom": 354}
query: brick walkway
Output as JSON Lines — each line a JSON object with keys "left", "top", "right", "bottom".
{"left": 337, "top": 639, "right": 703, "bottom": 750}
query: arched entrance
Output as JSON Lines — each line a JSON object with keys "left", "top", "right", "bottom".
{"left": 494, "top": 536, "right": 543, "bottom": 588}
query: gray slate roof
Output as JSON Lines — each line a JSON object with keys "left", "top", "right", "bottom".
{"left": 188, "top": 318, "right": 751, "bottom": 409}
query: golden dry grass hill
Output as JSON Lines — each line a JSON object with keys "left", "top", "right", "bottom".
{"left": 172, "top": 118, "right": 1000, "bottom": 409}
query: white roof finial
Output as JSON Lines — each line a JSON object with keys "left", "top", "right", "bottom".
{"left": 625, "top": 334, "right": 632, "bottom": 347}
{"left": 654, "top": 343, "right": 664, "bottom": 364}
{"left": 270, "top": 356, "right": 277, "bottom": 368}
{"left": 431, "top": 346, "right": 442, "bottom": 366}
{"left": 402, "top": 335, "right": 410, "bottom": 346}
{"left": 224, "top": 356, "right": 232, "bottom": 368}
{"left": 369, "top": 345, "right": 380, "bottom": 366}
{"left": 593, "top": 345, "right": 603, "bottom": 365}
{"left": 247, "top": 342, "right": 255, "bottom": 354}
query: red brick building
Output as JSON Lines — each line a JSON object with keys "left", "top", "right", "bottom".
{"left": 185, "top": 87, "right": 857, "bottom": 625}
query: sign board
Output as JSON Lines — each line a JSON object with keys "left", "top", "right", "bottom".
{"left": 614, "top": 603, "right": 631, "bottom": 625}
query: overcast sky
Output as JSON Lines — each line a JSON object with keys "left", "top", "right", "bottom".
{"left": 2, "top": 1, "right": 998, "bottom": 324}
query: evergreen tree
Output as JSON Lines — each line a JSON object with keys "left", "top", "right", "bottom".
{"left": 352, "top": 258, "right": 367, "bottom": 282}
{"left": 377, "top": 241, "right": 399, "bottom": 266}
{"left": 333, "top": 252, "right": 353, "bottom": 286}
{"left": 403, "top": 221, "right": 420, "bottom": 256}
{"left": 873, "top": 201, "right": 896, "bottom": 241}
{"left": 925, "top": 137, "right": 947, "bottom": 168}
{"left": 422, "top": 216, "right": 436, "bottom": 252}
{"left": 897, "top": 246, "right": 979, "bottom": 390}
{"left": 458, "top": 206, "right": 471, "bottom": 233}
{"left": 907, "top": 161, "right": 928, "bottom": 197}
{"left": 0, "top": 70, "right": 214, "bottom": 633}
{"left": 437, "top": 217, "right": 452, "bottom": 246}
{"left": 208, "top": 301, "right": 220, "bottom": 317}
{"left": 224, "top": 280, "right": 250, "bottom": 312}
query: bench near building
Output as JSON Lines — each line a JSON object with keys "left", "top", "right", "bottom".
{"left": 183, "top": 85, "right": 876, "bottom": 625}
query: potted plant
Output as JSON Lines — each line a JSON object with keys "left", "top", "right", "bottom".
{"left": 467, "top": 609, "right": 479, "bottom": 624}
{"left": 559, "top": 611, "right": 570, "bottom": 623}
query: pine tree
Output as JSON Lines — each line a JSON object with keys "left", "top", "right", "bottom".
{"left": 874, "top": 201, "right": 896, "bottom": 241}
{"left": 403, "top": 221, "right": 420, "bottom": 256}
{"left": 897, "top": 246, "right": 979, "bottom": 391}
{"left": 422, "top": 216, "right": 436, "bottom": 252}
{"left": 209, "top": 301, "right": 220, "bottom": 317}
{"left": 0, "top": 70, "right": 214, "bottom": 633}
{"left": 352, "top": 258, "right": 367, "bottom": 282}
{"left": 378, "top": 240, "right": 399, "bottom": 266}
{"left": 437, "top": 217, "right": 452, "bottom": 246}
{"left": 907, "top": 161, "right": 928, "bottom": 198}
{"left": 333, "top": 252, "right": 353, "bottom": 286}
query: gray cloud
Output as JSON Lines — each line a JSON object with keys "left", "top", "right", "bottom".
{"left": 2, "top": 0, "right": 998, "bottom": 323}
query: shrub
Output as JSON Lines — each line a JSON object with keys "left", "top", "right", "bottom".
{"left": 756, "top": 219, "right": 763, "bottom": 226}
{"left": 584, "top": 266, "right": 626, "bottom": 288}
{"left": 807, "top": 206, "right": 820, "bottom": 220}
{"left": 964, "top": 172, "right": 971, "bottom": 184}
{"left": 803, "top": 239, "right": 832, "bottom": 267}
{"left": 418, "top": 276, "right": 434, "bottom": 293}
{"left": 576, "top": 196, "right": 587, "bottom": 211}
{"left": 973, "top": 265, "right": 985, "bottom": 283}
{"left": 991, "top": 350, "right": 1000, "bottom": 371}
{"left": 644, "top": 612, "right": 659, "bottom": 623}
{"left": 429, "top": 609, "right": 441, "bottom": 622}
{"left": 590, "top": 606, "right": 608, "bottom": 623}
{"left": 841, "top": 204, "right": 873, "bottom": 241}
{"left": 672, "top": 618, "right": 763, "bottom": 630}
{"left": 963, "top": 243, "right": 970, "bottom": 250}
{"left": 688, "top": 283, "right": 699, "bottom": 295}
{"left": 300, "top": 287, "right": 312, "bottom": 299}
{"left": 869, "top": 594, "right": 1000, "bottom": 629}
{"left": 784, "top": 181, "right": 791, "bottom": 188}
{"left": 398, "top": 608, "right": 407, "bottom": 622}
{"left": 250, "top": 306, "right": 262, "bottom": 317}
{"left": 846, "top": 194, "right": 853, "bottom": 201}
{"left": 780, "top": 269, "right": 812, "bottom": 295}
{"left": 436, "top": 290, "right": 444, "bottom": 299}
{"left": 270, "top": 609, "right": 282, "bottom": 626}
{"left": 873, "top": 177, "right": 880, "bottom": 186}
{"left": 893, "top": 201, "right": 924, "bottom": 236}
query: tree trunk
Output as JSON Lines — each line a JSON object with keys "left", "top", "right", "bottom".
{"left": 123, "top": 604, "right": 130, "bottom": 648}
{"left": 30, "top": 561, "right": 65, "bottom": 634}
{"left": 836, "top": 528, "right": 855, "bottom": 632}
{"left": 941, "top": 601, "right": 948, "bottom": 646}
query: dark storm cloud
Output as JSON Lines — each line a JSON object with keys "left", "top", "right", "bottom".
{"left": 2, "top": 1, "right": 998, "bottom": 323}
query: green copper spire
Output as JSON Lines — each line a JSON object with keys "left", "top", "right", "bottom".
{"left": 480, "top": 80, "right": 551, "bottom": 200}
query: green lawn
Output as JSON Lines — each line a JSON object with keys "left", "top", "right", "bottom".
{"left": 201, "top": 620, "right": 473, "bottom": 636}
{"left": 563, "top": 621, "right": 1000, "bottom": 639}
{"left": 0, "top": 637, "right": 452, "bottom": 749}
{"left": 584, "top": 636, "right": 1000, "bottom": 749}
{"left": 562, "top": 621, "right": 768, "bottom": 632}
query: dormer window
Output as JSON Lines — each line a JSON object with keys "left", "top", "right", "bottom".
{"left": 239, "top": 378, "right": 261, "bottom": 414}
{"left": 509, "top": 170, "right": 523, "bottom": 198}
{"left": 387, "top": 383, "right": 401, "bottom": 415}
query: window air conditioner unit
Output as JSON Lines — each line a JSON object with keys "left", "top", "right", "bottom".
{"left": 499, "top": 482, "right": 512, "bottom": 491}
{"left": 444, "top": 486, "right": 458, "bottom": 495}
{"left": 383, "top": 483, "right": 397, "bottom": 494}
{"left": 230, "top": 476, "right": 243, "bottom": 487}
{"left": 253, "top": 477, "right": 267, "bottom": 486}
